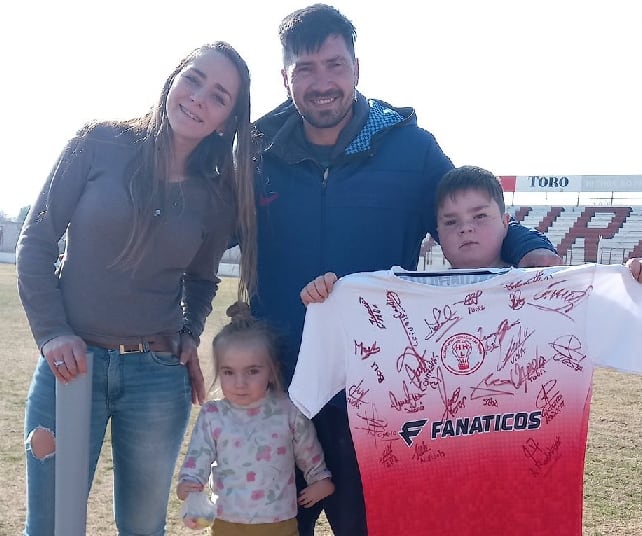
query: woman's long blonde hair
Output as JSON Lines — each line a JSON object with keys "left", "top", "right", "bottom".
{"left": 110, "top": 41, "right": 256, "bottom": 299}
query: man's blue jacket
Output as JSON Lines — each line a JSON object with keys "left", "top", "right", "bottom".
{"left": 251, "top": 93, "right": 555, "bottom": 385}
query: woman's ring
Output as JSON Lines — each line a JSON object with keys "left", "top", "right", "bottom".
{"left": 53, "top": 360, "right": 65, "bottom": 367}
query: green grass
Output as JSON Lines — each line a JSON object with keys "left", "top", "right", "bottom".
{"left": 0, "top": 263, "right": 640, "bottom": 535}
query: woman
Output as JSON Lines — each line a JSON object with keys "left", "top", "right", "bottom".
{"left": 16, "top": 41, "right": 255, "bottom": 535}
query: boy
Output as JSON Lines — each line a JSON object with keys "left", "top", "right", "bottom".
{"left": 294, "top": 165, "right": 642, "bottom": 535}
{"left": 432, "top": 165, "right": 510, "bottom": 269}
{"left": 302, "top": 165, "right": 524, "bottom": 302}
{"left": 301, "top": 165, "right": 642, "bottom": 299}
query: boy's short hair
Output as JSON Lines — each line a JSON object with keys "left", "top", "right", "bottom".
{"left": 278, "top": 4, "right": 357, "bottom": 66}
{"left": 435, "top": 166, "right": 506, "bottom": 214}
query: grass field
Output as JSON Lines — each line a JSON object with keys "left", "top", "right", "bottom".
{"left": 0, "top": 262, "right": 640, "bottom": 535}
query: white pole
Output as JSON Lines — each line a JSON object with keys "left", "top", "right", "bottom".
{"left": 55, "top": 351, "right": 93, "bottom": 536}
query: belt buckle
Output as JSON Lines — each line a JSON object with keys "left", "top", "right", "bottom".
{"left": 119, "top": 343, "right": 146, "bottom": 354}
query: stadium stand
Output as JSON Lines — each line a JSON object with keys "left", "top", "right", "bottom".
{"left": 5, "top": 207, "right": 642, "bottom": 270}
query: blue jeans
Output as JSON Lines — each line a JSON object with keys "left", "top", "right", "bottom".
{"left": 296, "top": 404, "right": 368, "bottom": 536}
{"left": 24, "top": 347, "right": 192, "bottom": 536}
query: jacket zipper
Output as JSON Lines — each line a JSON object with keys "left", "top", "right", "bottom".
{"left": 321, "top": 167, "right": 329, "bottom": 272}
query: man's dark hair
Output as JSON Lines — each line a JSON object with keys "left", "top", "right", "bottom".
{"left": 436, "top": 166, "right": 507, "bottom": 214}
{"left": 279, "top": 4, "right": 357, "bottom": 66}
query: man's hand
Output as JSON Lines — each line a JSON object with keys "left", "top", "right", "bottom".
{"left": 300, "top": 272, "right": 338, "bottom": 305}
{"left": 179, "top": 333, "right": 206, "bottom": 405}
{"left": 625, "top": 258, "right": 642, "bottom": 282}
{"left": 518, "top": 248, "right": 563, "bottom": 268}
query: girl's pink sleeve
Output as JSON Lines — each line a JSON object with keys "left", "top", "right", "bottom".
{"left": 291, "top": 406, "right": 332, "bottom": 484}
{"left": 178, "top": 402, "right": 220, "bottom": 485}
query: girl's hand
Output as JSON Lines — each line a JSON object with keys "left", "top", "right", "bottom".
{"left": 181, "top": 516, "right": 200, "bottom": 530}
{"left": 300, "top": 272, "right": 338, "bottom": 305}
{"left": 298, "top": 478, "right": 335, "bottom": 508}
{"left": 42, "top": 335, "right": 88, "bottom": 382}
{"left": 625, "top": 258, "right": 642, "bottom": 282}
{"left": 176, "top": 480, "right": 204, "bottom": 501}
{"left": 177, "top": 483, "right": 215, "bottom": 529}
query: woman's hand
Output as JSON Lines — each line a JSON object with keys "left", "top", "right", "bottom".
{"left": 179, "top": 333, "right": 206, "bottom": 405}
{"left": 42, "top": 335, "right": 88, "bottom": 382}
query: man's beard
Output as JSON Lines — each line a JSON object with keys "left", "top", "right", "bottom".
{"left": 296, "top": 91, "right": 355, "bottom": 130}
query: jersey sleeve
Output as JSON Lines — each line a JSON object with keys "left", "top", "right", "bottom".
{"left": 586, "top": 264, "right": 642, "bottom": 374}
{"left": 289, "top": 295, "right": 349, "bottom": 418}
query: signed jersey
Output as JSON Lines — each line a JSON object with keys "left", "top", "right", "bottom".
{"left": 289, "top": 264, "right": 642, "bottom": 536}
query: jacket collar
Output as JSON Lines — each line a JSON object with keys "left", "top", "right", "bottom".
{"left": 253, "top": 92, "right": 415, "bottom": 165}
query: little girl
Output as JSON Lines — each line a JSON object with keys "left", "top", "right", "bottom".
{"left": 176, "top": 302, "right": 334, "bottom": 535}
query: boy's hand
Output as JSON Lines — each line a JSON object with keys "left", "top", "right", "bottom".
{"left": 301, "top": 273, "right": 338, "bottom": 305}
{"left": 625, "top": 258, "right": 642, "bottom": 282}
{"left": 298, "top": 478, "right": 335, "bottom": 507}
{"left": 518, "top": 248, "right": 563, "bottom": 268}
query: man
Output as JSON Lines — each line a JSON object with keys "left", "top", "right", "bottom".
{"left": 250, "top": 5, "right": 560, "bottom": 535}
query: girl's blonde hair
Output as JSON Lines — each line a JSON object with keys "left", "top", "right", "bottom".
{"left": 211, "top": 302, "right": 283, "bottom": 393}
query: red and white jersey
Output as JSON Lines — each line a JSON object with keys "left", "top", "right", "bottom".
{"left": 289, "top": 264, "right": 642, "bottom": 536}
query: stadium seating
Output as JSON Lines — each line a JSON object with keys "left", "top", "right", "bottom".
{"left": 420, "top": 206, "right": 642, "bottom": 269}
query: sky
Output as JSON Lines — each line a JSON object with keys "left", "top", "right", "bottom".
{"left": 1, "top": 0, "right": 641, "bottom": 218}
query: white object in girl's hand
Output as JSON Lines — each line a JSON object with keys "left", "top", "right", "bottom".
{"left": 180, "top": 490, "right": 217, "bottom": 529}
